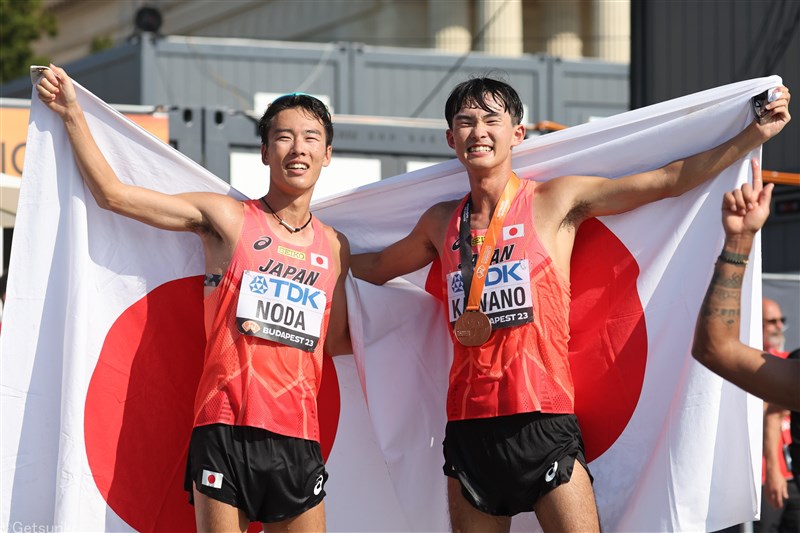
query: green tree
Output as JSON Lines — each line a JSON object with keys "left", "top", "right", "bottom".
{"left": 90, "top": 35, "right": 114, "bottom": 54}
{"left": 0, "top": 0, "right": 58, "bottom": 83}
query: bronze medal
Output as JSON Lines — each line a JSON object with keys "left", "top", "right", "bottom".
{"left": 454, "top": 310, "right": 492, "bottom": 346}
{"left": 453, "top": 174, "right": 520, "bottom": 348}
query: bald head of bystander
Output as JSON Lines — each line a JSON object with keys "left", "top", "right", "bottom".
{"left": 763, "top": 298, "right": 787, "bottom": 354}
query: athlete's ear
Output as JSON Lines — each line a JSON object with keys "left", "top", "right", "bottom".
{"left": 261, "top": 144, "right": 269, "bottom": 166}
{"left": 446, "top": 129, "right": 455, "bottom": 149}
{"left": 512, "top": 123, "right": 525, "bottom": 147}
{"left": 322, "top": 144, "right": 332, "bottom": 167}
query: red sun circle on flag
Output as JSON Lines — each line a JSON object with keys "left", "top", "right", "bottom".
{"left": 568, "top": 218, "right": 647, "bottom": 462}
{"left": 84, "top": 276, "right": 341, "bottom": 532}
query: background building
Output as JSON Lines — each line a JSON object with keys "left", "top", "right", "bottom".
{"left": 35, "top": 0, "right": 631, "bottom": 65}
{"left": 632, "top": 0, "right": 799, "bottom": 274}
{"left": 1, "top": 0, "right": 798, "bottom": 282}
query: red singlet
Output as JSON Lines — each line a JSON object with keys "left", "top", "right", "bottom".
{"left": 439, "top": 179, "right": 574, "bottom": 421}
{"left": 192, "top": 200, "right": 337, "bottom": 441}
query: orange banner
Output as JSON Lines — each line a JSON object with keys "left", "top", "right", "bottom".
{"left": 1, "top": 105, "right": 168, "bottom": 178}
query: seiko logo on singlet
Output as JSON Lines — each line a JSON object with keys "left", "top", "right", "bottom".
{"left": 453, "top": 235, "right": 486, "bottom": 248}
{"left": 278, "top": 246, "right": 306, "bottom": 260}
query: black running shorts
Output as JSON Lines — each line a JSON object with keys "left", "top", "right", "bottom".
{"left": 443, "top": 412, "right": 592, "bottom": 517}
{"left": 184, "top": 423, "right": 327, "bottom": 523}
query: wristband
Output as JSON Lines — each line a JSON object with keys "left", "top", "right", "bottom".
{"left": 718, "top": 250, "right": 749, "bottom": 266}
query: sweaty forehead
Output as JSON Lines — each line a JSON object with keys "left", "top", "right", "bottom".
{"left": 270, "top": 108, "right": 324, "bottom": 132}
{"left": 275, "top": 106, "right": 321, "bottom": 122}
{"left": 458, "top": 94, "right": 506, "bottom": 115}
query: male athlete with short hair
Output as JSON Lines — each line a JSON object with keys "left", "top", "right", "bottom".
{"left": 351, "top": 77, "right": 790, "bottom": 531}
{"left": 37, "top": 66, "right": 350, "bottom": 533}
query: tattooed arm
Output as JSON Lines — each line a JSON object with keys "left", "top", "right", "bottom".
{"left": 692, "top": 159, "right": 800, "bottom": 411}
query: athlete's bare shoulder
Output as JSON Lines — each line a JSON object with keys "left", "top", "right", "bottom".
{"left": 531, "top": 176, "right": 588, "bottom": 228}
{"left": 532, "top": 175, "right": 578, "bottom": 204}
{"left": 188, "top": 192, "right": 245, "bottom": 241}
{"left": 416, "top": 199, "right": 459, "bottom": 250}
{"left": 321, "top": 224, "right": 351, "bottom": 272}
{"left": 424, "top": 199, "right": 461, "bottom": 226}
{"left": 321, "top": 223, "right": 349, "bottom": 251}
{"left": 192, "top": 195, "right": 245, "bottom": 273}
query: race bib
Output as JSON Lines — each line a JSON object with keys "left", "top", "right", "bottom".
{"left": 447, "top": 259, "right": 534, "bottom": 330}
{"left": 236, "top": 270, "right": 328, "bottom": 352}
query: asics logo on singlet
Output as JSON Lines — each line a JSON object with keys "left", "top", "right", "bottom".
{"left": 252, "top": 236, "right": 272, "bottom": 250}
{"left": 545, "top": 461, "right": 558, "bottom": 482}
{"left": 313, "top": 474, "right": 324, "bottom": 496}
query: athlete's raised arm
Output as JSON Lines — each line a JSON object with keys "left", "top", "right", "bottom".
{"left": 546, "top": 87, "right": 791, "bottom": 227}
{"left": 36, "top": 65, "right": 238, "bottom": 238}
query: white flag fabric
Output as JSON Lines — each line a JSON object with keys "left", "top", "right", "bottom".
{"left": 1, "top": 76, "right": 777, "bottom": 532}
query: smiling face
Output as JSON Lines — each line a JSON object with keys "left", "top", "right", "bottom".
{"left": 261, "top": 107, "right": 332, "bottom": 196}
{"left": 445, "top": 95, "right": 525, "bottom": 174}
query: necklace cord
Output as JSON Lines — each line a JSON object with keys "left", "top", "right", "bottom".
{"left": 260, "top": 198, "right": 313, "bottom": 233}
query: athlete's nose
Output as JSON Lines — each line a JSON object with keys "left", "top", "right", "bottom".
{"left": 290, "top": 139, "right": 307, "bottom": 155}
{"left": 470, "top": 121, "right": 488, "bottom": 140}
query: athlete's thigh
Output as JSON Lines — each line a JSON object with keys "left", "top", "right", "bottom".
{"left": 533, "top": 461, "right": 599, "bottom": 533}
{"left": 193, "top": 485, "right": 249, "bottom": 533}
{"left": 264, "top": 500, "right": 325, "bottom": 533}
{"left": 448, "top": 477, "right": 511, "bottom": 533}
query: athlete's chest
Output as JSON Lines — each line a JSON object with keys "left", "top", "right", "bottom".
{"left": 233, "top": 232, "right": 335, "bottom": 352}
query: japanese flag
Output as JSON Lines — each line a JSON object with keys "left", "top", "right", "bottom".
{"left": 200, "top": 470, "right": 223, "bottom": 489}
{"left": 503, "top": 224, "right": 525, "bottom": 240}
{"left": 310, "top": 252, "right": 329, "bottom": 270}
{"left": 2, "top": 75, "right": 777, "bottom": 532}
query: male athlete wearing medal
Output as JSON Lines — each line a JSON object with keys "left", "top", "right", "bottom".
{"left": 37, "top": 66, "right": 351, "bottom": 533}
{"left": 351, "top": 78, "right": 791, "bottom": 531}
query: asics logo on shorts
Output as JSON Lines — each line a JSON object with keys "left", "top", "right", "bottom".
{"left": 545, "top": 461, "right": 558, "bottom": 482}
{"left": 313, "top": 474, "right": 324, "bottom": 495}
